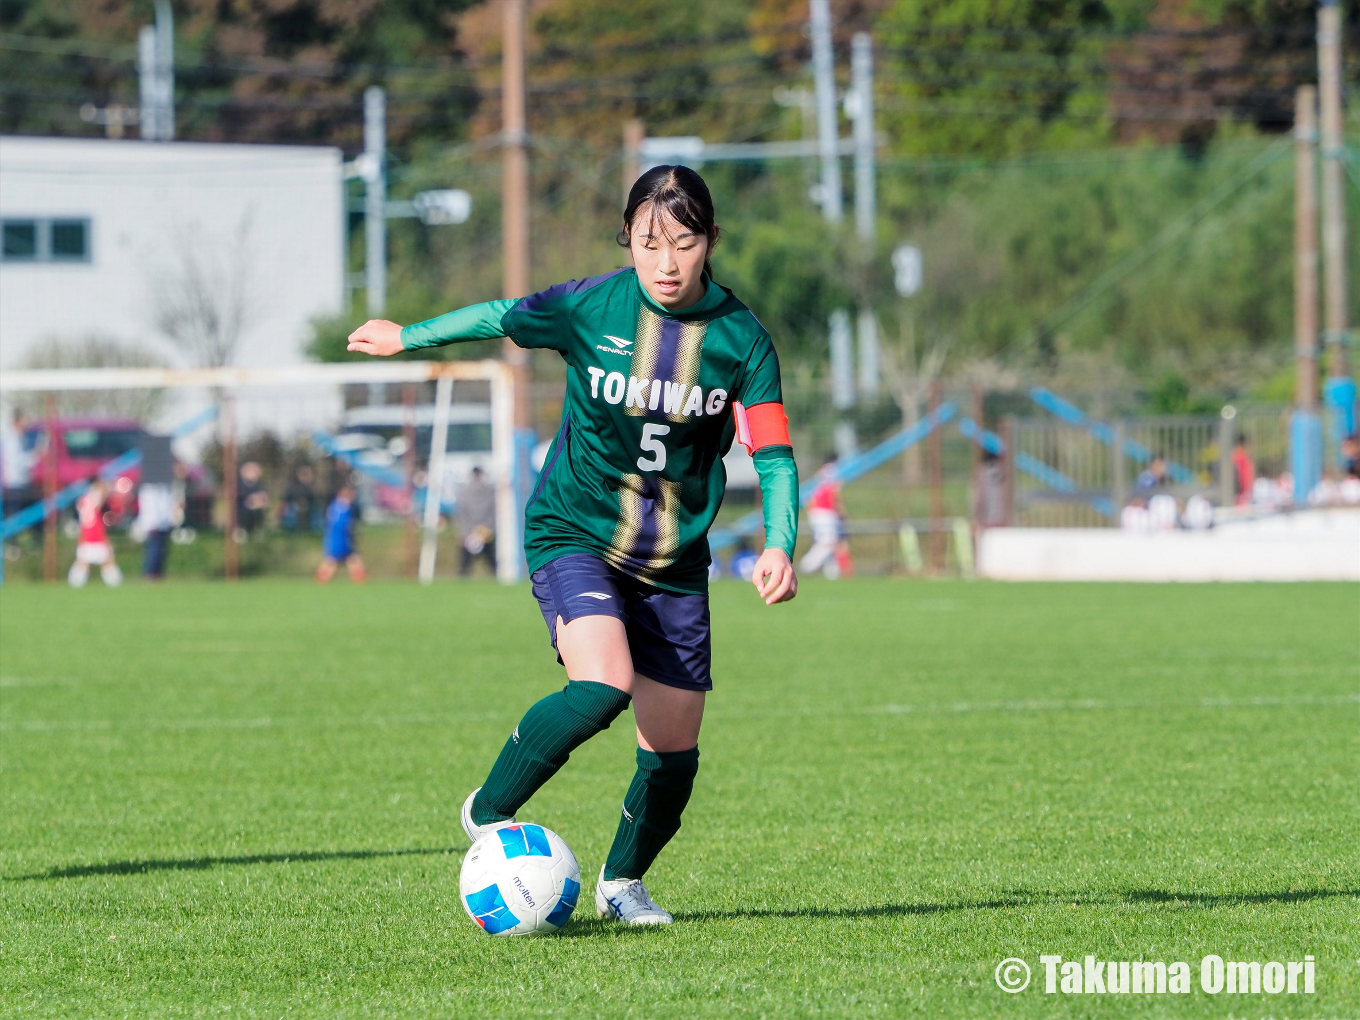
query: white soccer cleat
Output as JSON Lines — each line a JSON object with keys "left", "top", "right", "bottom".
{"left": 594, "top": 864, "right": 673, "bottom": 925}
{"left": 460, "top": 788, "right": 517, "bottom": 843}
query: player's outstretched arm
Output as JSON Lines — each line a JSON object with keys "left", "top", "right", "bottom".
{"left": 740, "top": 401, "right": 799, "bottom": 606}
{"left": 752, "top": 547, "right": 797, "bottom": 605}
{"left": 350, "top": 299, "right": 519, "bottom": 358}
{"left": 347, "top": 319, "right": 405, "bottom": 357}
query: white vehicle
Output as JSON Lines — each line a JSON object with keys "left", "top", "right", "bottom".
{"left": 335, "top": 404, "right": 494, "bottom": 518}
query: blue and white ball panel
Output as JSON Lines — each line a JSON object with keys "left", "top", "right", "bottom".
{"left": 464, "top": 882, "right": 520, "bottom": 935}
{"left": 459, "top": 824, "right": 581, "bottom": 936}
{"left": 498, "top": 823, "right": 552, "bottom": 858}
{"left": 543, "top": 876, "right": 581, "bottom": 928}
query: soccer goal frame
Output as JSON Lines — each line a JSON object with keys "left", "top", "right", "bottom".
{"left": 0, "top": 360, "right": 520, "bottom": 584}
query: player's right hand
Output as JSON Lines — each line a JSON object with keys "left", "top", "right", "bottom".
{"left": 347, "top": 319, "right": 405, "bottom": 357}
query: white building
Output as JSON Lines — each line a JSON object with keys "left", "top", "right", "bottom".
{"left": 0, "top": 135, "right": 344, "bottom": 371}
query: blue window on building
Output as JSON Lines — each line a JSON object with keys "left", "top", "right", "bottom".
{"left": 1, "top": 218, "right": 91, "bottom": 262}
{"left": 2, "top": 220, "right": 38, "bottom": 260}
{"left": 50, "top": 219, "right": 90, "bottom": 260}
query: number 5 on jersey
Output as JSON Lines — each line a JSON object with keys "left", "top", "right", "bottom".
{"left": 637, "top": 423, "right": 670, "bottom": 472}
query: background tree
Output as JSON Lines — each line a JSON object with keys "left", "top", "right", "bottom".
{"left": 153, "top": 213, "right": 257, "bottom": 369}
{"left": 0, "top": 0, "right": 484, "bottom": 148}
{"left": 17, "top": 336, "right": 168, "bottom": 419}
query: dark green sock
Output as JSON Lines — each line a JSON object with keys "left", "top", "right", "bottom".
{"left": 471, "top": 680, "right": 631, "bottom": 825}
{"left": 603, "top": 746, "right": 700, "bottom": 881}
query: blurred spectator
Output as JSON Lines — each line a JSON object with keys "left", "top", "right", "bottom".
{"left": 1231, "top": 434, "right": 1255, "bottom": 506}
{"left": 799, "top": 456, "right": 852, "bottom": 579}
{"left": 135, "top": 478, "right": 177, "bottom": 580}
{"left": 1253, "top": 476, "right": 1287, "bottom": 511}
{"left": 1148, "top": 493, "right": 1180, "bottom": 530}
{"left": 1341, "top": 434, "right": 1359, "bottom": 479}
{"left": 730, "top": 539, "right": 758, "bottom": 582}
{"left": 1120, "top": 498, "right": 1151, "bottom": 532}
{"left": 1135, "top": 453, "right": 1168, "bottom": 494}
{"left": 237, "top": 461, "right": 269, "bottom": 534}
{"left": 69, "top": 480, "right": 122, "bottom": 587}
{"left": 456, "top": 466, "right": 496, "bottom": 576}
{"left": 1308, "top": 475, "right": 1342, "bottom": 507}
{"left": 316, "top": 483, "right": 365, "bottom": 584}
{"left": 281, "top": 464, "right": 319, "bottom": 532}
{"left": 972, "top": 449, "right": 1007, "bottom": 533}
{"left": 1, "top": 408, "right": 33, "bottom": 519}
{"left": 1183, "top": 493, "right": 1214, "bottom": 530}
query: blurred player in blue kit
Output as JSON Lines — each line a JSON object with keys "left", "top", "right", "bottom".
{"left": 315, "top": 483, "right": 366, "bottom": 584}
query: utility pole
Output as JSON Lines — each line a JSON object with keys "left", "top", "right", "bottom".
{"left": 809, "top": 0, "right": 842, "bottom": 223}
{"left": 137, "top": 1, "right": 174, "bottom": 141}
{"left": 811, "top": 1, "right": 853, "bottom": 456}
{"left": 154, "top": 0, "right": 174, "bottom": 140}
{"left": 849, "top": 32, "right": 879, "bottom": 401}
{"left": 363, "top": 86, "right": 386, "bottom": 317}
{"left": 1317, "top": 0, "right": 1349, "bottom": 380}
{"left": 623, "top": 119, "right": 645, "bottom": 207}
{"left": 829, "top": 310, "right": 856, "bottom": 457}
{"left": 138, "top": 25, "right": 156, "bottom": 138}
{"left": 850, "top": 33, "right": 875, "bottom": 244}
{"left": 502, "top": 0, "right": 532, "bottom": 423}
{"left": 1317, "top": 0, "right": 1356, "bottom": 456}
{"left": 1293, "top": 86, "right": 1322, "bottom": 501}
{"left": 502, "top": 0, "right": 534, "bottom": 573}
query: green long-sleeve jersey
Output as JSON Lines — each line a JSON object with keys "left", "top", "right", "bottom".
{"left": 402, "top": 268, "right": 798, "bottom": 594}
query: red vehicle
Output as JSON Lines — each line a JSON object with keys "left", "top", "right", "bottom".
{"left": 22, "top": 417, "right": 145, "bottom": 521}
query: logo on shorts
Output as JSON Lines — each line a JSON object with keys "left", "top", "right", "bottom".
{"left": 621, "top": 805, "right": 634, "bottom": 822}
{"left": 578, "top": 591, "right": 613, "bottom": 600}
{"left": 603, "top": 335, "right": 633, "bottom": 347}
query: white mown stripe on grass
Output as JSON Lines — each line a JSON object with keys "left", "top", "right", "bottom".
{"left": 879, "top": 692, "right": 1360, "bottom": 715}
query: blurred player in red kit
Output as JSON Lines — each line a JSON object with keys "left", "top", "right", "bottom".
{"left": 799, "top": 457, "right": 852, "bottom": 579}
{"left": 68, "top": 480, "right": 123, "bottom": 587}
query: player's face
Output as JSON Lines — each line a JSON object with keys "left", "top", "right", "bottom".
{"left": 628, "top": 204, "right": 710, "bottom": 310}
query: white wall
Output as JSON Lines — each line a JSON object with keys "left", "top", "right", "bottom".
{"left": 977, "top": 510, "right": 1360, "bottom": 582}
{"left": 0, "top": 135, "right": 344, "bottom": 370}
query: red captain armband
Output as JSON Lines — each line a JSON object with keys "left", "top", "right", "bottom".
{"left": 733, "top": 401, "right": 791, "bottom": 454}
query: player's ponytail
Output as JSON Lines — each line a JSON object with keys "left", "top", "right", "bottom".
{"left": 618, "top": 165, "right": 721, "bottom": 280}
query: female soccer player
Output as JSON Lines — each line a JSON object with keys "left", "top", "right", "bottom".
{"left": 346, "top": 165, "right": 799, "bottom": 925}
{"left": 68, "top": 480, "right": 123, "bottom": 587}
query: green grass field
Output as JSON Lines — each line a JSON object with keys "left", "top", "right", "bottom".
{"left": 2, "top": 579, "right": 1357, "bottom": 1018}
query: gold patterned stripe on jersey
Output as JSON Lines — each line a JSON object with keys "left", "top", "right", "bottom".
{"left": 625, "top": 307, "right": 708, "bottom": 421}
{"left": 666, "top": 320, "right": 706, "bottom": 423}
{"left": 625, "top": 307, "right": 665, "bottom": 417}
{"left": 604, "top": 473, "right": 683, "bottom": 579}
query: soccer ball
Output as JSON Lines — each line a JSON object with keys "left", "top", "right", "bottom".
{"left": 459, "top": 823, "right": 581, "bottom": 936}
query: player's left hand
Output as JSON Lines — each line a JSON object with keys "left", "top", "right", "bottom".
{"left": 347, "top": 319, "right": 405, "bottom": 356}
{"left": 752, "top": 548, "right": 797, "bottom": 605}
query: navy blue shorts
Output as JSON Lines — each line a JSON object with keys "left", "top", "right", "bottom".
{"left": 530, "top": 553, "right": 712, "bottom": 692}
